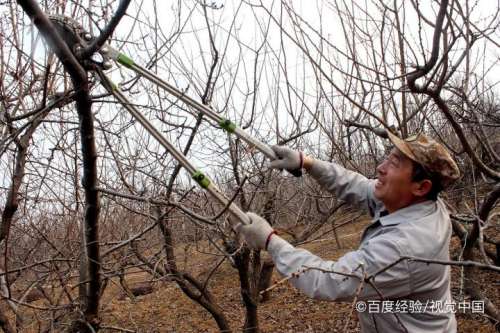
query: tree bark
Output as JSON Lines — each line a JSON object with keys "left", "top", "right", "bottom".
{"left": 258, "top": 259, "right": 274, "bottom": 303}
{"left": 16, "top": 1, "right": 101, "bottom": 330}
{"left": 233, "top": 247, "right": 259, "bottom": 333}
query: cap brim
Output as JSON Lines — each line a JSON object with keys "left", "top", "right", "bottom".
{"left": 387, "top": 131, "right": 418, "bottom": 162}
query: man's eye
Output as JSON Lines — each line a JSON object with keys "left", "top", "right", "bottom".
{"left": 389, "top": 158, "right": 399, "bottom": 167}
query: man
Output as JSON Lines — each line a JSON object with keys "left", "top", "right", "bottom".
{"left": 237, "top": 132, "right": 460, "bottom": 332}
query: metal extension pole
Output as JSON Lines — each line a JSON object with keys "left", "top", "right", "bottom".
{"left": 97, "top": 70, "right": 250, "bottom": 226}
{"left": 100, "top": 46, "right": 301, "bottom": 177}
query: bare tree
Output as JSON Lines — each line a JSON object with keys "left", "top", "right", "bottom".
{"left": 0, "top": 0, "right": 498, "bottom": 332}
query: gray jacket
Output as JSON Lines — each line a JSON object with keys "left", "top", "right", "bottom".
{"left": 267, "top": 160, "right": 457, "bottom": 332}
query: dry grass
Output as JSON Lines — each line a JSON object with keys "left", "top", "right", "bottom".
{"left": 92, "top": 218, "right": 499, "bottom": 333}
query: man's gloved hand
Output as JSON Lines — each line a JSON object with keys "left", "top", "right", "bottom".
{"left": 270, "top": 145, "right": 304, "bottom": 172}
{"left": 235, "top": 212, "right": 276, "bottom": 250}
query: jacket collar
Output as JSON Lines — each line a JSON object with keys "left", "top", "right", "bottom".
{"left": 376, "top": 200, "right": 436, "bottom": 226}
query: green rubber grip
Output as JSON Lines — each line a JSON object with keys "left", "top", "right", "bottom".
{"left": 192, "top": 170, "right": 210, "bottom": 189}
{"left": 219, "top": 118, "right": 236, "bottom": 133}
{"left": 110, "top": 81, "right": 118, "bottom": 91}
{"left": 117, "top": 53, "right": 134, "bottom": 68}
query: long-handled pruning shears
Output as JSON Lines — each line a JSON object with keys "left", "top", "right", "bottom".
{"left": 97, "top": 33, "right": 302, "bottom": 181}
{"left": 49, "top": 16, "right": 301, "bottom": 227}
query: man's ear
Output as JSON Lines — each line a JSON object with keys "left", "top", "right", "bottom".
{"left": 412, "top": 179, "right": 432, "bottom": 198}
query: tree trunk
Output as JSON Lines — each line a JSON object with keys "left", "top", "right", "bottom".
{"left": 258, "top": 259, "right": 274, "bottom": 303}
{"left": 233, "top": 247, "right": 259, "bottom": 333}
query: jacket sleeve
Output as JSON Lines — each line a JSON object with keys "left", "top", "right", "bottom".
{"left": 267, "top": 236, "right": 411, "bottom": 302}
{"left": 308, "top": 160, "right": 381, "bottom": 216}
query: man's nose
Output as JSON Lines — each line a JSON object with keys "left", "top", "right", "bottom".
{"left": 377, "top": 159, "right": 388, "bottom": 175}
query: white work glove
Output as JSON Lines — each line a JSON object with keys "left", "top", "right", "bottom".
{"left": 235, "top": 212, "right": 276, "bottom": 250}
{"left": 270, "top": 145, "right": 304, "bottom": 174}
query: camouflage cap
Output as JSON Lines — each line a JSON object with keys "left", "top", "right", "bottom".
{"left": 387, "top": 132, "right": 460, "bottom": 188}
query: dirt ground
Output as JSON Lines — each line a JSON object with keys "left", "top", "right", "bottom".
{"left": 93, "top": 217, "right": 499, "bottom": 333}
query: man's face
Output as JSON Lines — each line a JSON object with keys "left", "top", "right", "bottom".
{"left": 374, "top": 148, "right": 417, "bottom": 213}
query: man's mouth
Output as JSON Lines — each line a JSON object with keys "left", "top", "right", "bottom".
{"left": 375, "top": 179, "right": 384, "bottom": 188}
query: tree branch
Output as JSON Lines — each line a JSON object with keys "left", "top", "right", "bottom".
{"left": 80, "top": 0, "right": 132, "bottom": 59}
